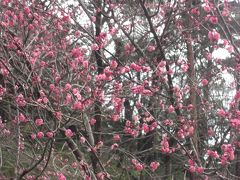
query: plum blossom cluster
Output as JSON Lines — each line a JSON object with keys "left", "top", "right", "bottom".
{"left": 150, "top": 161, "right": 160, "bottom": 172}
{"left": 15, "top": 94, "right": 27, "bottom": 107}
{"left": 0, "top": 85, "right": 6, "bottom": 98}
{"left": 207, "top": 150, "right": 219, "bottom": 159}
{"left": 124, "top": 120, "right": 139, "bottom": 138}
{"left": 220, "top": 144, "right": 235, "bottom": 165}
{"left": 188, "top": 159, "right": 204, "bottom": 174}
{"left": 160, "top": 135, "right": 175, "bottom": 153}
{"left": 131, "top": 159, "right": 144, "bottom": 171}
{"left": 229, "top": 118, "right": 240, "bottom": 132}
{"left": 131, "top": 85, "right": 153, "bottom": 96}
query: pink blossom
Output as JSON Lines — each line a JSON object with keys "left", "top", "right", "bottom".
{"left": 221, "top": 144, "right": 235, "bottom": 162}
{"left": 31, "top": 134, "right": 36, "bottom": 140}
{"left": 113, "top": 134, "right": 121, "bottom": 141}
{"left": 62, "top": 15, "right": 70, "bottom": 22}
{"left": 16, "top": 94, "right": 27, "bottom": 107}
{"left": 201, "top": 79, "right": 208, "bottom": 86}
{"left": 181, "top": 64, "right": 189, "bottom": 72}
{"left": 104, "top": 67, "right": 113, "bottom": 76}
{"left": 0, "top": 120, "right": 5, "bottom": 129}
{"left": 142, "top": 66, "right": 150, "bottom": 72}
{"left": 221, "top": 155, "right": 228, "bottom": 165}
{"left": 82, "top": 61, "right": 89, "bottom": 69}
{"left": 191, "top": 8, "right": 200, "bottom": 15}
{"left": 207, "top": 150, "right": 219, "bottom": 159}
{"left": 42, "top": 97, "right": 49, "bottom": 104}
{"left": 142, "top": 123, "right": 149, "bottom": 133}
{"left": 28, "top": 24, "right": 34, "bottom": 31}
{"left": 131, "top": 85, "right": 144, "bottom": 94}
{"left": 235, "top": 91, "right": 240, "bottom": 101}
{"left": 208, "top": 31, "right": 220, "bottom": 42}
{"left": 96, "top": 141, "right": 104, "bottom": 149}
{"left": 80, "top": 136, "right": 86, "bottom": 143}
{"left": 187, "top": 104, "right": 194, "bottom": 111}
{"left": 54, "top": 111, "right": 62, "bottom": 120}
{"left": 227, "top": 45, "right": 234, "bottom": 53}
{"left": 95, "top": 74, "right": 107, "bottom": 81}
{"left": 229, "top": 119, "right": 240, "bottom": 129}
{"left": 110, "top": 60, "right": 118, "bottom": 69}
{"left": 168, "top": 105, "right": 174, "bottom": 113}
{"left": 57, "top": 173, "right": 66, "bottom": 180}
{"left": 65, "top": 129, "right": 73, "bottom": 138}
{"left": 125, "top": 120, "right": 131, "bottom": 127}
{"left": 188, "top": 159, "right": 195, "bottom": 166}
{"left": 37, "top": 132, "right": 44, "bottom": 139}
{"left": 26, "top": 175, "right": 34, "bottom": 180}
{"left": 49, "top": 84, "right": 55, "bottom": 91}
{"left": 46, "top": 132, "right": 54, "bottom": 138}
{"left": 130, "top": 63, "right": 141, "bottom": 72}
{"left": 47, "top": 51, "right": 54, "bottom": 58}
{"left": 203, "top": 4, "right": 212, "bottom": 13}
{"left": 3, "top": 129, "right": 10, "bottom": 136}
{"left": 229, "top": 151, "right": 235, "bottom": 161}
{"left": 131, "top": 159, "right": 144, "bottom": 171}
{"left": 64, "top": 83, "right": 72, "bottom": 91}
{"left": 188, "top": 126, "right": 195, "bottom": 136}
{"left": 91, "top": 16, "right": 96, "bottom": 22}
{"left": 75, "top": 30, "right": 81, "bottom": 37}
{"left": 150, "top": 161, "right": 160, "bottom": 172}
{"left": 131, "top": 159, "right": 138, "bottom": 165}
{"left": 90, "top": 118, "right": 96, "bottom": 125}
{"left": 222, "top": 9, "right": 229, "bottom": 17}
{"left": 135, "top": 163, "right": 144, "bottom": 171}
{"left": 71, "top": 162, "right": 78, "bottom": 169}
{"left": 85, "top": 175, "right": 92, "bottom": 180}
{"left": 189, "top": 166, "right": 196, "bottom": 173}
{"left": 167, "top": 68, "right": 173, "bottom": 75}
{"left": 124, "top": 43, "right": 135, "bottom": 54}
{"left": 217, "top": 109, "right": 227, "bottom": 117}
{"left": 163, "top": 119, "right": 172, "bottom": 127}
{"left": 112, "top": 114, "right": 119, "bottom": 122}
{"left": 159, "top": 61, "right": 166, "bottom": 67}
{"left": 91, "top": 43, "right": 99, "bottom": 51}
{"left": 19, "top": 113, "right": 27, "bottom": 123}
{"left": 24, "top": 7, "right": 31, "bottom": 14}
{"left": 207, "top": 128, "right": 215, "bottom": 137}
{"left": 71, "top": 47, "right": 83, "bottom": 58}
{"left": 161, "top": 136, "right": 170, "bottom": 153}
{"left": 130, "top": 129, "right": 139, "bottom": 138}
{"left": 96, "top": 172, "right": 105, "bottom": 180}
{"left": 209, "top": 16, "right": 218, "bottom": 24}
{"left": 0, "top": 85, "right": 6, "bottom": 96}
{"left": 142, "top": 89, "right": 153, "bottom": 96}
{"left": 111, "top": 143, "right": 119, "bottom": 150}
{"left": 72, "top": 101, "right": 83, "bottom": 110}
{"left": 35, "top": 118, "right": 44, "bottom": 126}
{"left": 177, "top": 129, "right": 185, "bottom": 139}
{"left": 110, "top": 26, "right": 117, "bottom": 33}
{"left": 150, "top": 121, "right": 158, "bottom": 131}
{"left": 71, "top": 88, "right": 78, "bottom": 95}
{"left": 147, "top": 45, "right": 156, "bottom": 52}
{"left": 136, "top": 101, "right": 142, "bottom": 109}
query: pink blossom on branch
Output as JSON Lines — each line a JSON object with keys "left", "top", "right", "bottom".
{"left": 208, "top": 30, "right": 220, "bottom": 42}
{"left": 35, "top": 118, "right": 44, "bottom": 126}
{"left": 150, "top": 161, "right": 160, "bottom": 172}
{"left": 65, "top": 129, "right": 74, "bottom": 138}
{"left": 15, "top": 94, "right": 27, "bottom": 107}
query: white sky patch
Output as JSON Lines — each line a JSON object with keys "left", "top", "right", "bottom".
{"left": 212, "top": 48, "right": 230, "bottom": 59}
